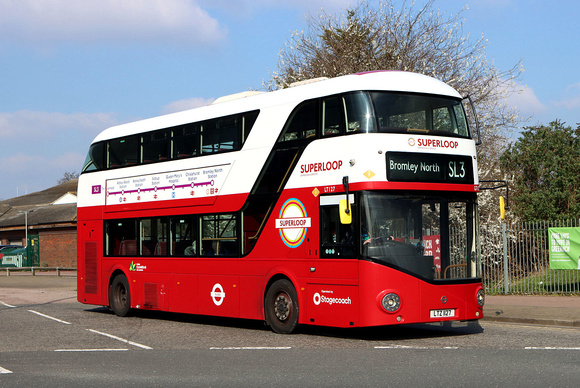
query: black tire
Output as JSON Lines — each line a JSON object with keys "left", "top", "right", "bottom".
{"left": 265, "top": 279, "right": 299, "bottom": 334}
{"left": 109, "top": 274, "right": 131, "bottom": 317}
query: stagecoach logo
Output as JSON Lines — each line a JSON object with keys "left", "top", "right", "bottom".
{"left": 276, "top": 198, "right": 311, "bottom": 248}
{"left": 211, "top": 283, "right": 225, "bottom": 306}
{"left": 408, "top": 137, "right": 416, "bottom": 146}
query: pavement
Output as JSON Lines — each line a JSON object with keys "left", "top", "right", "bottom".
{"left": 484, "top": 294, "right": 580, "bottom": 328}
{"left": 1, "top": 270, "right": 579, "bottom": 328}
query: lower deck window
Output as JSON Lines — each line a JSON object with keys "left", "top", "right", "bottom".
{"left": 202, "top": 214, "right": 238, "bottom": 256}
{"left": 104, "top": 213, "right": 238, "bottom": 257}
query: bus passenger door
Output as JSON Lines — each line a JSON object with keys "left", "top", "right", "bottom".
{"left": 305, "top": 195, "right": 359, "bottom": 327}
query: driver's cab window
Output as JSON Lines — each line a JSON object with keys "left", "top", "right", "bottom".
{"left": 320, "top": 195, "right": 355, "bottom": 258}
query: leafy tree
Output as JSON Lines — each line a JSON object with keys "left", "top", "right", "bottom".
{"left": 500, "top": 121, "right": 580, "bottom": 221}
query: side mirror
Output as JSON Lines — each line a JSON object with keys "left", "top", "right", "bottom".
{"left": 339, "top": 199, "right": 352, "bottom": 224}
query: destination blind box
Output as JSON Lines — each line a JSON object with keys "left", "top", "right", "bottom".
{"left": 386, "top": 152, "right": 474, "bottom": 184}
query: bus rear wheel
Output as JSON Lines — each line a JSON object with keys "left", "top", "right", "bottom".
{"left": 109, "top": 274, "right": 131, "bottom": 317}
{"left": 265, "top": 279, "right": 299, "bottom": 334}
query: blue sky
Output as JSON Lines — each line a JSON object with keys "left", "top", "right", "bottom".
{"left": 0, "top": 0, "right": 579, "bottom": 200}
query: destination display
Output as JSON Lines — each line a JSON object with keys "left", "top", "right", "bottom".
{"left": 386, "top": 152, "right": 473, "bottom": 184}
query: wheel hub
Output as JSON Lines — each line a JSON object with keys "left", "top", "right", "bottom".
{"left": 274, "top": 294, "right": 290, "bottom": 321}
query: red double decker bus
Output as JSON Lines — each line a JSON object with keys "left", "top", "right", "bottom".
{"left": 77, "top": 71, "right": 484, "bottom": 333}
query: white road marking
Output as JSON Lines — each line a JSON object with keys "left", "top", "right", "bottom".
{"left": 55, "top": 349, "right": 129, "bottom": 352}
{"left": 525, "top": 347, "right": 580, "bottom": 350}
{"left": 0, "top": 366, "right": 13, "bottom": 374}
{"left": 375, "top": 345, "right": 459, "bottom": 350}
{"left": 210, "top": 347, "right": 292, "bottom": 350}
{"left": 1, "top": 301, "right": 16, "bottom": 308}
{"left": 28, "top": 310, "right": 71, "bottom": 325}
{"left": 86, "top": 329, "right": 152, "bottom": 350}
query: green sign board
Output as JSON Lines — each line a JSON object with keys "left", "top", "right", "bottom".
{"left": 548, "top": 227, "right": 580, "bottom": 270}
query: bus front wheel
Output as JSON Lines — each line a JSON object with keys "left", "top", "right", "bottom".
{"left": 109, "top": 274, "right": 131, "bottom": 317}
{"left": 265, "top": 279, "right": 299, "bottom": 334}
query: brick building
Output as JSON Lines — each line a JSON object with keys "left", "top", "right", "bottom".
{"left": 0, "top": 180, "right": 77, "bottom": 267}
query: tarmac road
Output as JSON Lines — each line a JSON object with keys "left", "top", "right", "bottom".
{"left": 1, "top": 271, "right": 580, "bottom": 327}
{"left": 0, "top": 271, "right": 580, "bottom": 328}
{"left": 1, "top": 271, "right": 580, "bottom": 387}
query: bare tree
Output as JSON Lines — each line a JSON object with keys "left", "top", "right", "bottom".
{"left": 269, "top": 0, "right": 523, "bottom": 221}
{"left": 57, "top": 171, "right": 79, "bottom": 184}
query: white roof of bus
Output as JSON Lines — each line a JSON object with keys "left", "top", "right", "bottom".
{"left": 93, "top": 71, "right": 462, "bottom": 143}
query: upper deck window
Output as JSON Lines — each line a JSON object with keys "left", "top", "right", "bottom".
{"left": 81, "top": 110, "right": 259, "bottom": 174}
{"left": 344, "top": 92, "right": 376, "bottom": 133}
{"left": 321, "top": 96, "right": 345, "bottom": 137}
{"left": 142, "top": 129, "right": 170, "bottom": 164}
{"left": 278, "top": 92, "right": 376, "bottom": 142}
{"left": 108, "top": 135, "right": 138, "bottom": 168}
{"left": 277, "top": 91, "right": 467, "bottom": 144}
{"left": 82, "top": 142, "right": 105, "bottom": 172}
{"left": 172, "top": 123, "right": 199, "bottom": 159}
{"left": 202, "top": 115, "right": 240, "bottom": 154}
{"left": 279, "top": 100, "right": 318, "bottom": 142}
{"left": 370, "top": 92, "right": 470, "bottom": 138}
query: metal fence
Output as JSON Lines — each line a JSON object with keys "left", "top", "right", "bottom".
{"left": 481, "top": 219, "right": 580, "bottom": 295}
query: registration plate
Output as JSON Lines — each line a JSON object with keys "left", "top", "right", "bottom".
{"left": 430, "top": 309, "right": 455, "bottom": 318}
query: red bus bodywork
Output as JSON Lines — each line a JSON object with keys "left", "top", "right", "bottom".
{"left": 77, "top": 71, "right": 484, "bottom": 333}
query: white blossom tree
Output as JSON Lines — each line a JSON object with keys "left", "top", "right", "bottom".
{"left": 269, "top": 0, "right": 523, "bottom": 264}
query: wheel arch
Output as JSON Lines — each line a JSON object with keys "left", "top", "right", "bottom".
{"left": 107, "top": 268, "right": 129, "bottom": 306}
{"left": 263, "top": 273, "right": 292, "bottom": 300}
{"left": 262, "top": 268, "right": 302, "bottom": 311}
{"left": 262, "top": 269, "right": 305, "bottom": 330}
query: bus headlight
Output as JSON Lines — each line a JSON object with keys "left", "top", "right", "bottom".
{"left": 476, "top": 289, "right": 485, "bottom": 307}
{"left": 382, "top": 293, "right": 401, "bottom": 313}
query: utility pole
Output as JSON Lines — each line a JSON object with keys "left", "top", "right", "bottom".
{"left": 17, "top": 210, "right": 28, "bottom": 247}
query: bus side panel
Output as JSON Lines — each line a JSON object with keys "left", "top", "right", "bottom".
{"left": 249, "top": 189, "right": 320, "bottom": 261}
{"left": 102, "top": 193, "right": 249, "bottom": 219}
{"left": 165, "top": 274, "right": 198, "bottom": 314}
{"left": 197, "top": 274, "right": 240, "bottom": 318}
{"left": 130, "top": 272, "right": 168, "bottom": 311}
{"left": 306, "top": 284, "right": 358, "bottom": 327}
{"left": 239, "top": 275, "right": 266, "bottom": 320}
{"left": 303, "top": 258, "right": 359, "bottom": 326}
{"left": 77, "top": 219, "right": 105, "bottom": 306}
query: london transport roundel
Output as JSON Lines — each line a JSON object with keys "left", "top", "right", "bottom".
{"left": 276, "top": 198, "right": 311, "bottom": 248}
